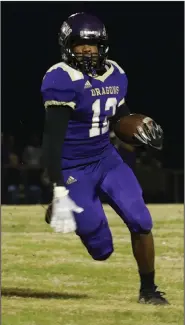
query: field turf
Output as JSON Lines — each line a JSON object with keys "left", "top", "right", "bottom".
{"left": 2, "top": 204, "right": 184, "bottom": 325}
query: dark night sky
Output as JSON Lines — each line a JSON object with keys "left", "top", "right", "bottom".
{"left": 2, "top": 1, "right": 184, "bottom": 169}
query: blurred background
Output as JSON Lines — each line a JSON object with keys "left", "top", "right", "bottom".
{"left": 2, "top": 1, "right": 184, "bottom": 205}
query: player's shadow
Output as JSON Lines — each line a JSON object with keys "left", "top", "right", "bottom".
{"left": 1, "top": 287, "right": 88, "bottom": 300}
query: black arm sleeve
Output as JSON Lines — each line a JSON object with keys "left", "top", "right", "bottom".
{"left": 42, "top": 105, "right": 72, "bottom": 186}
{"left": 109, "top": 102, "right": 131, "bottom": 125}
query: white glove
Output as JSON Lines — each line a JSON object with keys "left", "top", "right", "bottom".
{"left": 50, "top": 186, "right": 83, "bottom": 233}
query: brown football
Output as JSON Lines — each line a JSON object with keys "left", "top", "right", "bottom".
{"left": 114, "top": 114, "right": 154, "bottom": 145}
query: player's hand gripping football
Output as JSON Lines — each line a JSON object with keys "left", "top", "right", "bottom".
{"left": 50, "top": 186, "right": 84, "bottom": 233}
{"left": 133, "top": 117, "right": 163, "bottom": 150}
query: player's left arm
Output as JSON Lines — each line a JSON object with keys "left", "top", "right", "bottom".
{"left": 109, "top": 63, "right": 163, "bottom": 150}
{"left": 108, "top": 63, "right": 131, "bottom": 125}
{"left": 109, "top": 101, "right": 131, "bottom": 125}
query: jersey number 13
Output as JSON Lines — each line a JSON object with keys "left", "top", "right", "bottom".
{"left": 89, "top": 98, "right": 117, "bottom": 137}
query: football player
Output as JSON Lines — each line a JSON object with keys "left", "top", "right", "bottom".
{"left": 41, "top": 12, "right": 168, "bottom": 305}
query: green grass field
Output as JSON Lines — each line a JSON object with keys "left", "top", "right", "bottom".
{"left": 2, "top": 204, "right": 184, "bottom": 325}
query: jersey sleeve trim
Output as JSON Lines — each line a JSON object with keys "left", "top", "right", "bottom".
{"left": 44, "top": 100, "right": 76, "bottom": 109}
{"left": 107, "top": 60, "right": 125, "bottom": 74}
{"left": 118, "top": 98, "right": 125, "bottom": 107}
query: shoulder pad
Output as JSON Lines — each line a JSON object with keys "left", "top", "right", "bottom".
{"left": 107, "top": 60, "right": 128, "bottom": 101}
{"left": 41, "top": 62, "right": 84, "bottom": 109}
{"left": 45, "top": 62, "right": 84, "bottom": 82}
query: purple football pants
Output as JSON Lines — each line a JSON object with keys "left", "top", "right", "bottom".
{"left": 63, "top": 147, "right": 153, "bottom": 261}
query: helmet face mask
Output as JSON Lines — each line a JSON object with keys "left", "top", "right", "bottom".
{"left": 58, "top": 13, "right": 109, "bottom": 75}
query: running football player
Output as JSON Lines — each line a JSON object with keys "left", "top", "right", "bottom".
{"left": 41, "top": 12, "right": 169, "bottom": 305}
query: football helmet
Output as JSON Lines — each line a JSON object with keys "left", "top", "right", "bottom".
{"left": 58, "top": 12, "right": 109, "bottom": 75}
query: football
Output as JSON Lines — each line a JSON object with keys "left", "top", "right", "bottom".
{"left": 113, "top": 114, "right": 154, "bottom": 145}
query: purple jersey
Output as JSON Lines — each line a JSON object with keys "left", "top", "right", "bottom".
{"left": 41, "top": 60, "right": 128, "bottom": 168}
{"left": 41, "top": 60, "right": 153, "bottom": 260}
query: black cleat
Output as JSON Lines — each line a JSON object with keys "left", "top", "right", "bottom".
{"left": 138, "top": 286, "right": 169, "bottom": 305}
{"left": 45, "top": 204, "right": 52, "bottom": 224}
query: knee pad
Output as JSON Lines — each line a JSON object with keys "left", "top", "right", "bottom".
{"left": 127, "top": 200, "right": 153, "bottom": 233}
{"left": 79, "top": 220, "right": 114, "bottom": 261}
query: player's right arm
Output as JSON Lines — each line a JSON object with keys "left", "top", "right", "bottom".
{"left": 42, "top": 104, "right": 71, "bottom": 186}
{"left": 41, "top": 64, "right": 83, "bottom": 233}
{"left": 41, "top": 63, "right": 76, "bottom": 186}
